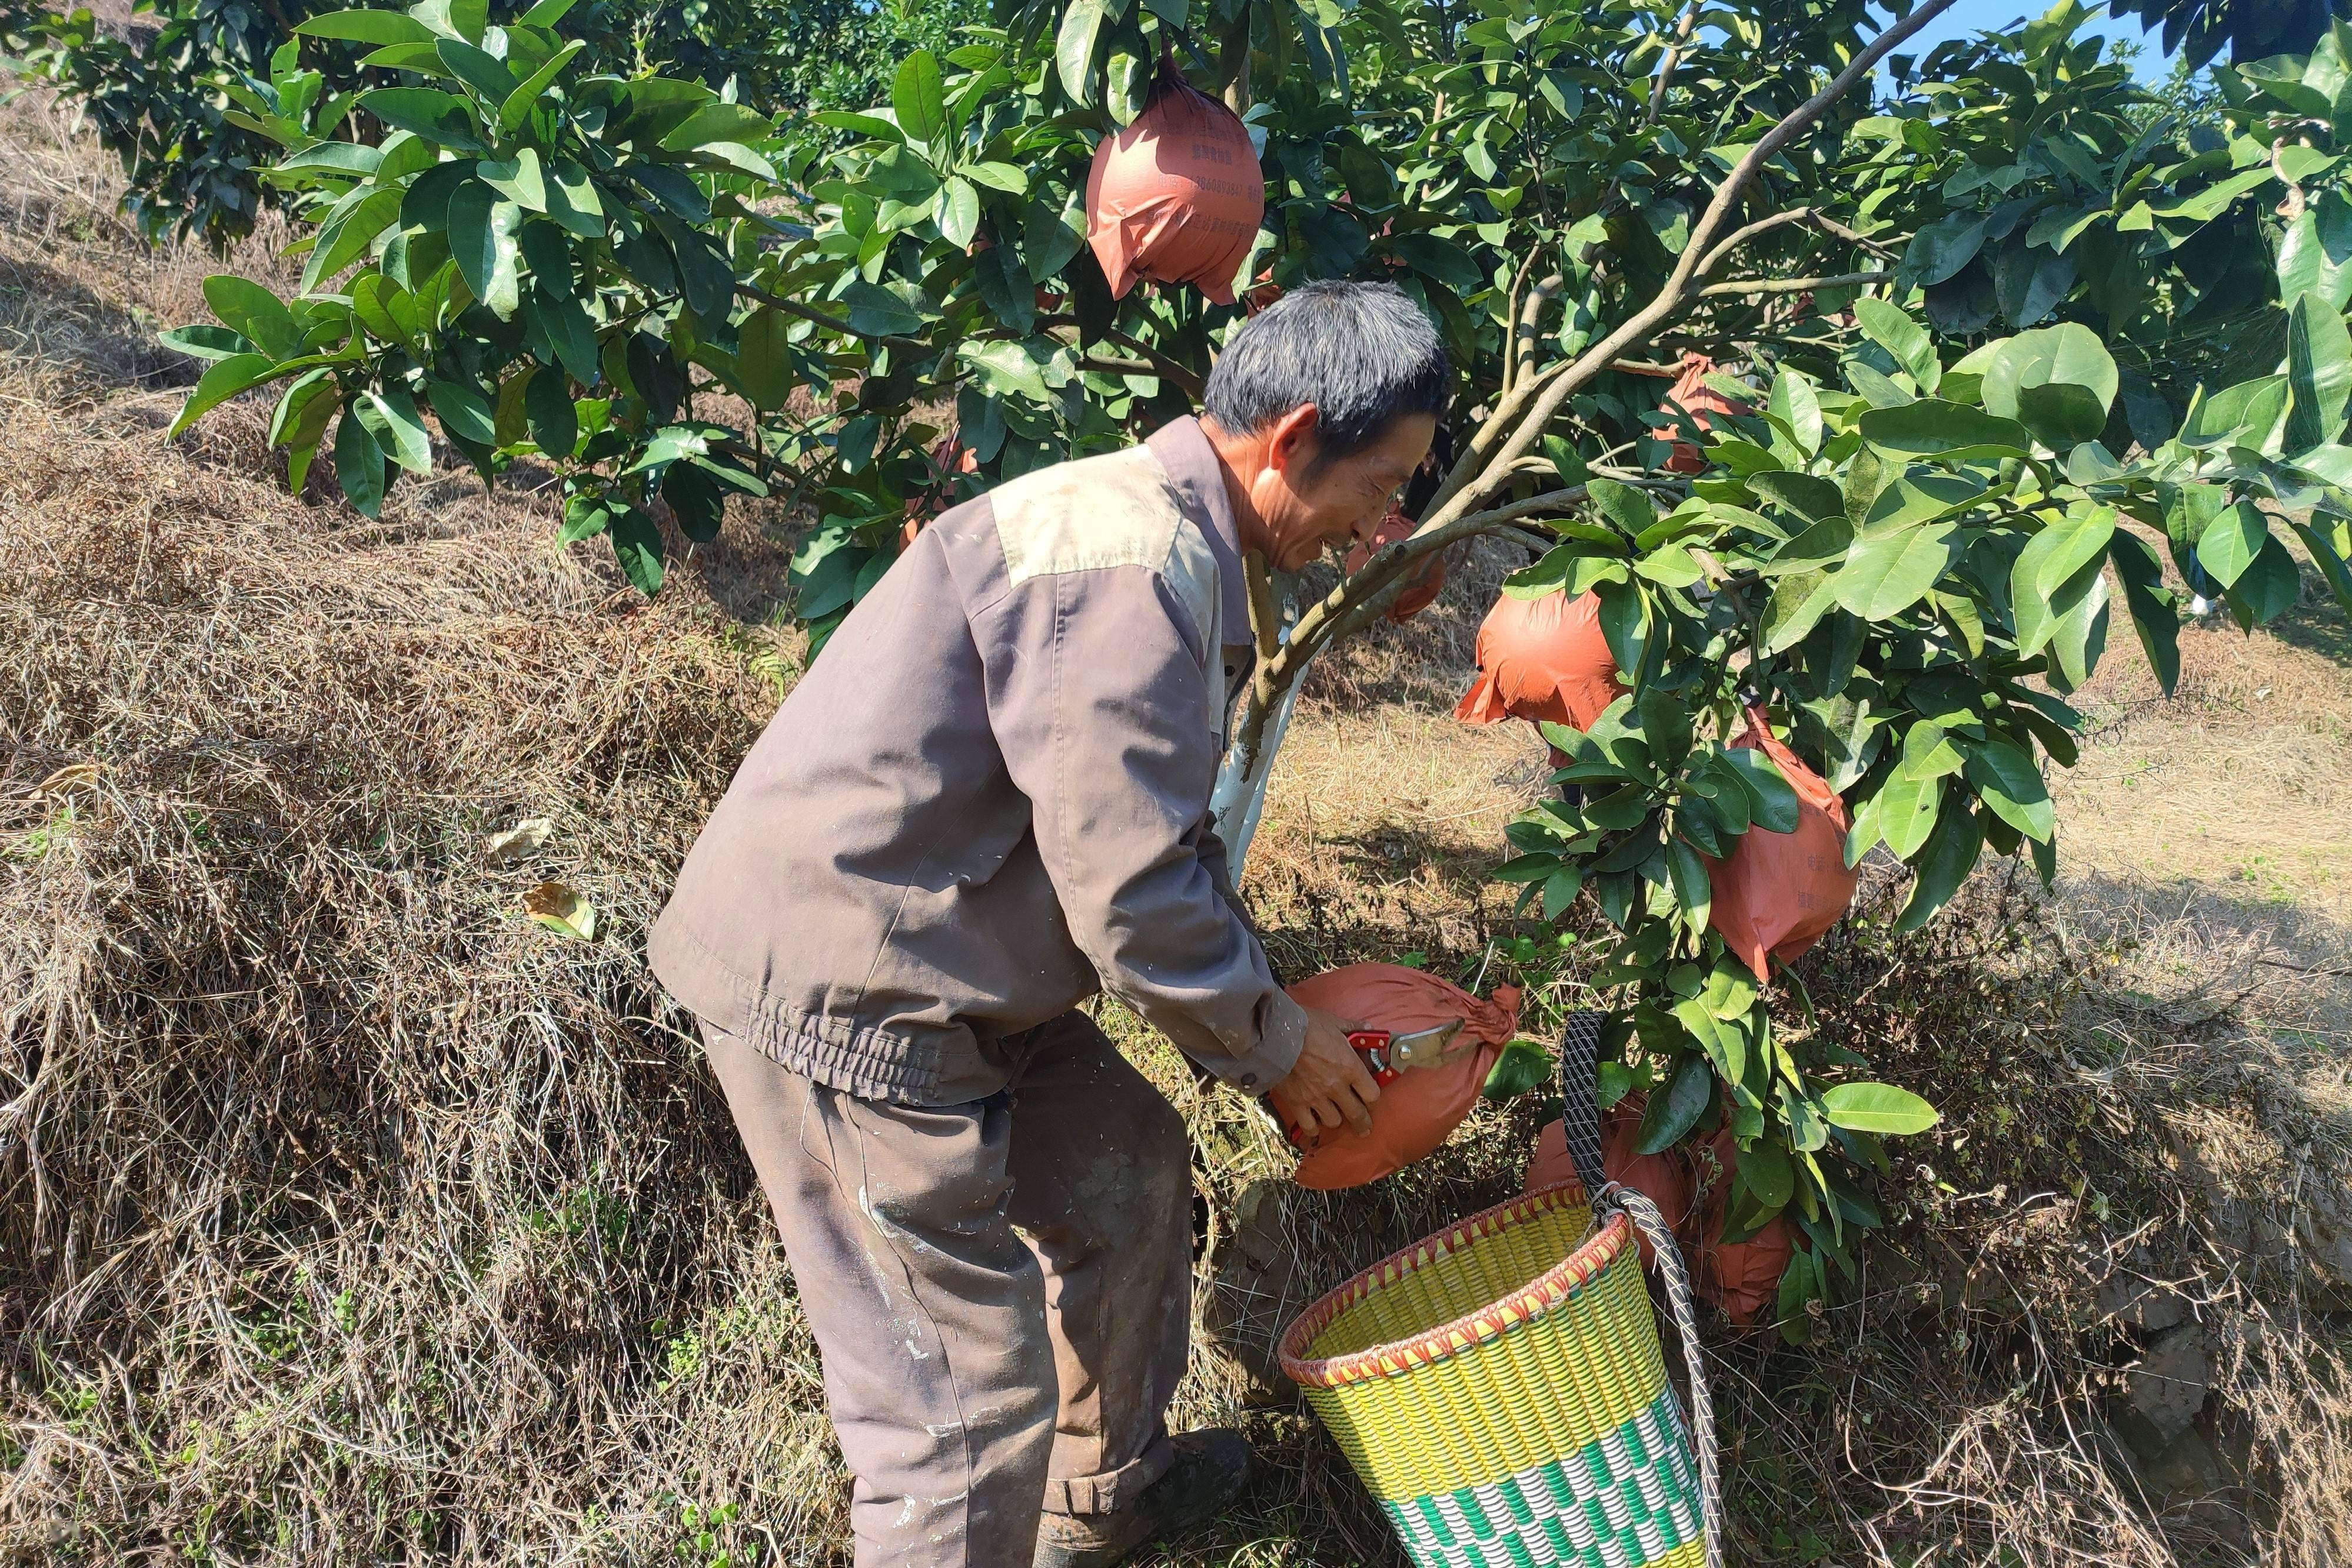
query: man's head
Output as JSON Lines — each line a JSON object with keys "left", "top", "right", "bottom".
{"left": 1199, "top": 281, "right": 1448, "bottom": 571}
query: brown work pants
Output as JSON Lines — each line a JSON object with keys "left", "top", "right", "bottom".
{"left": 704, "top": 1011, "right": 1194, "bottom": 1568}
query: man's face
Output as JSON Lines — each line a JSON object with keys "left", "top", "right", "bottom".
{"left": 1255, "top": 411, "right": 1438, "bottom": 572}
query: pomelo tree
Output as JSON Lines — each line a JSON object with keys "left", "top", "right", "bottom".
{"left": 148, "top": 0, "right": 2352, "bottom": 1320}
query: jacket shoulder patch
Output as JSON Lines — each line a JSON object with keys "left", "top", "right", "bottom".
{"left": 992, "top": 445, "right": 1220, "bottom": 654}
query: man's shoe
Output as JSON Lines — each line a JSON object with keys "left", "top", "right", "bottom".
{"left": 1032, "top": 1429, "right": 1252, "bottom": 1568}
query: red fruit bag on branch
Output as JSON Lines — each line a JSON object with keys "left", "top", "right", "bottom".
{"left": 1658, "top": 352, "right": 1751, "bottom": 474}
{"left": 1342, "top": 506, "right": 1446, "bottom": 622}
{"left": 1084, "top": 62, "right": 1265, "bottom": 305}
{"left": 1685, "top": 1127, "right": 1795, "bottom": 1327}
{"left": 1705, "top": 708, "right": 1857, "bottom": 983}
{"left": 1522, "top": 1097, "right": 1694, "bottom": 1266}
{"left": 1285, "top": 964, "right": 1521, "bottom": 1191}
{"left": 1453, "top": 589, "right": 1626, "bottom": 734}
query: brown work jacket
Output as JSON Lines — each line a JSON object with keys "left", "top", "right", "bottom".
{"left": 648, "top": 417, "right": 1308, "bottom": 1106}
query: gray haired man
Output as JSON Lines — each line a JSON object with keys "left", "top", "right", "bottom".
{"left": 649, "top": 282, "right": 1447, "bottom": 1567}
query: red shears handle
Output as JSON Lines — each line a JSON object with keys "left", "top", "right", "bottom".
{"left": 1347, "top": 1029, "right": 1404, "bottom": 1084}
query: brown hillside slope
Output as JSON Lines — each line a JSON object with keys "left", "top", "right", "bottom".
{"left": 4, "top": 95, "right": 2351, "bottom": 1566}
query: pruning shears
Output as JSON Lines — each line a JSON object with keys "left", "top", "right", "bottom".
{"left": 1282, "top": 1018, "right": 1471, "bottom": 1147}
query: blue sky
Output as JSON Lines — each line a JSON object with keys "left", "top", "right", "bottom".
{"left": 1877, "top": 0, "right": 2187, "bottom": 81}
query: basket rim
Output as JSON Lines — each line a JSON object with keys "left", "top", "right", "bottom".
{"left": 1275, "top": 1179, "right": 1630, "bottom": 1389}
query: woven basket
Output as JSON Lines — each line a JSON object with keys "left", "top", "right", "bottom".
{"left": 1278, "top": 1179, "right": 1706, "bottom": 1568}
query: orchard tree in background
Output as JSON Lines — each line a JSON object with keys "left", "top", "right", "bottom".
{"left": 138, "top": 0, "right": 2352, "bottom": 1325}
{"left": 1, "top": 0, "right": 980, "bottom": 244}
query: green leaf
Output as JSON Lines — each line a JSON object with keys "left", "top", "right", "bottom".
{"left": 524, "top": 367, "right": 577, "bottom": 457}
{"left": 1056, "top": 0, "right": 1106, "bottom": 103}
{"left": 357, "top": 86, "right": 484, "bottom": 151}
{"left": 2030, "top": 506, "right": 2117, "bottom": 599}
{"left": 1024, "top": 189, "right": 1086, "bottom": 279}
{"left": 1742, "top": 1138, "right": 1795, "bottom": 1212}
{"left": 657, "top": 102, "right": 771, "bottom": 153}
{"left": 1666, "top": 835, "right": 1712, "bottom": 926}
{"left": 297, "top": 8, "right": 435, "bottom": 42}
{"left": 435, "top": 36, "right": 517, "bottom": 104}
{"left": 1901, "top": 210, "right": 1988, "bottom": 288}
{"left": 478, "top": 147, "right": 547, "bottom": 211}
{"left": 202, "top": 276, "right": 302, "bottom": 361}
{"left": 1586, "top": 477, "right": 1655, "bottom": 539}
{"left": 939, "top": 178, "right": 980, "bottom": 249}
{"left": 302, "top": 186, "right": 404, "bottom": 291}
{"left": 1635, "top": 1053, "right": 1713, "bottom": 1155}
{"left": 448, "top": 182, "right": 523, "bottom": 318}
{"left": 358, "top": 388, "right": 433, "bottom": 474}
{"left": 1769, "top": 369, "right": 1822, "bottom": 456}
{"left": 1775, "top": 1246, "right": 1817, "bottom": 1343}
{"left": 158, "top": 323, "right": 254, "bottom": 361}
{"left": 2290, "top": 517, "right": 2352, "bottom": 622}
{"left": 424, "top": 378, "right": 495, "bottom": 447}
{"left": 1820, "top": 1082, "right": 1938, "bottom": 1135}
{"left": 2224, "top": 532, "right": 2303, "bottom": 628}
{"left": 2277, "top": 194, "right": 2352, "bottom": 312}
{"left": 522, "top": 292, "right": 597, "bottom": 385}
{"left": 1761, "top": 569, "right": 1837, "bottom": 654}
{"left": 2110, "top": 530, "right": 2181, "bottom": 695}
{"left": 736, "top": 307, "right": 796, "bottom": 412}
{"left": 1835, "top": 523, "right": 1959, "bottom": 620}
{"left": 608, "top": 501, "right": 664, "bottom": 594}
{"left": 1875, "top": 771, "right": 1942, "bottom": 859}
{"left": 168, "top": 352, "right": 282, "bottom": 438}
{"left": 2196, "top": 500, "right": 2268, "bottom": 590}
{"left": 543, "top": 159, "right": 605, "bottom": 237}
{"left": 964, "top": 161, "right": 1029, "bottom": 195}
{"left": 1898, "top": 723, "right": 1964, "bottom": 782}
{"left": 1962, "top": 738, "right": 2053, "bottom": 844}
{"left": 333, "top": 408, "right": 387, "bottom": 517}
{"left": 1722, "top": 747, "right": 1800, "bottom": 834}
{"left": 1854, "top": 297, "right": 1938, "bottom": 391}
{"left": 2287, "top": 290, "right": 2352, "bottom": 453}
{"left": 498, "top": 38, "right": 585, "bottom": 130}
{"left": 2015, "top": 382, "right": 2110, "bottom": 447}
{"left": 893, "top": 49, "right": 947, "bottom": 144}
{"left": 842, "top": 280, "right": 926, "bottom": 338}
{"left": 1748, "top": 471, "right": 1845, "bottom": 524}
{"left": 1895, "top": 799, "right": 1981, "bottom": 933}
{"left": 1856, "top": 400, "right": 2031, "bottom": 462}
{"left": 1980, "top": 323, "right": 2117, "bottom": 425}
{"left": 1481, "top": 1040, "right": 1553, "bottom": 1103}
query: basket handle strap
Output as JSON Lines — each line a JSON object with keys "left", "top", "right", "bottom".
{"left": 1558, "top": 1011, "right": 1723, "bottom": 1568}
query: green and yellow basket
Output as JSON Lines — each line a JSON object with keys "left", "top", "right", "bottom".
{"left": 1278, "top": 1017, "right": 1716, "bottom": 1568}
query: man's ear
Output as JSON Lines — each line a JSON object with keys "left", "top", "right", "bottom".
{"left": 1265, "top": 403, "right": 1320, "bottom": 475}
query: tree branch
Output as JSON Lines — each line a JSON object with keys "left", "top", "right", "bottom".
{"left": 1037, "top": 315, "right": 1208, "bottom": 399}
{"left": 1280, "top": 488, "right": 1589, "bottom": 667}
{"left": 1695, "top": 269, "right": 1887, "bottom": 299}
{"left": 1413, "top": 0, "right": 1960, "bottom": 534}
{"left": 1645, "top": 6, "right": 1698, "bottom": 129}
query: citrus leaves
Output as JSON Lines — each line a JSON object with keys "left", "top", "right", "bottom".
{"left": 158, "top": 1, "right": 789, "bottom": 586}
{"left": 1819, "top": 1083, "right": 1938, "bottom": 1135}
{"left": 1834, "top": 523, "right": 1960, "bottom": 620}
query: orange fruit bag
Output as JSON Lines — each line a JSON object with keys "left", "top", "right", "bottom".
{"left": 1705, "top": 708, "right": 1858, "bottom": 982}
{"left": 1523, "top": 1097, "right": 1694, "bottom": 1266}
{"left": 1285, "top": 964, "right": 1520, "bottom": 1191}
{"left": 1685, "top": 1127, "right": 1795, "bottom": 1327}
{"left": 1342, "top": 506, "right": 1446, "bottom": 622}
{"left": 1084, "top": 62, "right": 1264, "bottom": 305}
{"left": 1454, "top": 589, "right": 1626, "bottom": 733}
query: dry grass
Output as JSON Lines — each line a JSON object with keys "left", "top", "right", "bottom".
{"left": 4, "top": 96, "right": 2352, "bottom": 1568}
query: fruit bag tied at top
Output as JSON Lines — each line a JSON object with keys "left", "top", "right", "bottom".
{"left": 1283, "top": 964, "right": 1519, "bottom": 1191}
{"left": 1084, "top": 60, "right": 1265, "bottom": 304}
{"left": 1705, "top": 706, "right": 1858, "bottom": 982}
{"left": 1455, "top": 588, "right": 1626, "bottom": 737}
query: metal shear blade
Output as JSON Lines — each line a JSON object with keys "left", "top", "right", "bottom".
{"left": 1385, "top": 1017, "right": 1468, "bottom": 1069}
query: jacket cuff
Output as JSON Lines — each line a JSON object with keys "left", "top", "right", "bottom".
{"left": 1213, "top": 988, "right": 1308, "bottom": 1094}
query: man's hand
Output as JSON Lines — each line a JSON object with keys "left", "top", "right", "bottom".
{"left": 1268, "top": 1007, "right": 1382, "bottom": 1138}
